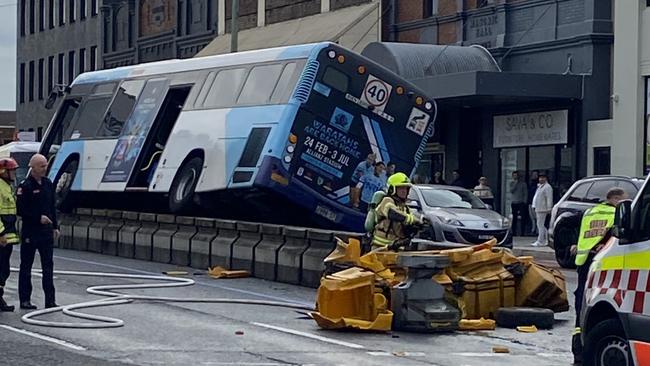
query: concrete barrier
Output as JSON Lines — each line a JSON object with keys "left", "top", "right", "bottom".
{"left": 231, "top": 222, "right": 261, "bottom": 273}
{"left": 153, "top": 214, "right": 177, "bottom": 264}
{"left": 301, "top": 229, "right": 335, "bottom": 288}
{"left": 87, "top": 209, "right": 108, "bottom": 253}
{"left": 190, "top": 218, "right": 217, "bottom": 270}
{"left": 134, "top": 213, "right": 157, "bottom": 261}
{"left": 277, "top": 227, "right": 308, "bottom": 285}
{"left": 102, "top": 210, "right": 123, "bottom": 256}
{"left": 71, "top": 208, "right": 93, "bottom": 252}
{"left": 254, "top": 224, "right": 284, "bottom": 281}
{"left": 211, "top": 220, "right": 238, "bottom": 269}
{"left": 171, "top": 216, "right": 196, "bottom": 266}
{"left": 118, "top": 211, "right": 141, "bottom": 258}
{"left": 58, "top": 213, "right": 79, "bottom": 249}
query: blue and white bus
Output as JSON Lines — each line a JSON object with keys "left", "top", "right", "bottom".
{"left": 40, "top": 42, "right": 436, "bottom": 231}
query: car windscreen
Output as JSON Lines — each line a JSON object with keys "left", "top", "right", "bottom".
{"left": 420, "top": 188, "right": 486, "bottom": 209}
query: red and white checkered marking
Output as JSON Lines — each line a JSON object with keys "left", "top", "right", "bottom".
{"left": 587, "top": 269, "right": 650, "bottom": 316}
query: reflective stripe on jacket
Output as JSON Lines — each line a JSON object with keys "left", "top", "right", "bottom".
{"left": 0, "top": 179, "right": 18, "bottom": 244}
{"left": 575, "top": 202, "right": 615, "bottom": 266}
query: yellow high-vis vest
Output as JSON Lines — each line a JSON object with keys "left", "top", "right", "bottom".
{"left": 575, "top": 202, "right": 615, "bottom": 266}
{"left": 0, "top": 179, "right": 19, "bottom": 245}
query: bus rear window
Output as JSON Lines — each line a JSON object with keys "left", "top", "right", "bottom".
{"left": 322, "top": 66, "right": 349, "bottom": 93}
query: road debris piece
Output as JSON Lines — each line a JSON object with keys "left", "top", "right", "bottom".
{"left": 492, "top": 346, "right": 510, "bottom": 353}
{"left": 458, "top": 318, "right": 496, "bottom": 331}
{"left": 162, "top": 271, "right": 188, "bottom": 276}
{"left": 516, "top": 325, "right": 538, "bottom": 333}
{"left": 208, "top": 266, "right": 250, "bottom": 279}
{"left": 235, "top": 330, "right": 244, "bottom": 335}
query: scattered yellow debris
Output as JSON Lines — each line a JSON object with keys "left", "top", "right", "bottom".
{"left": 492, "top": 346, "right": 510, "bottom": 353}
{"left": 207, "top": 266, "right": 250, "bottom": 279}
{"left": 459, "top": 318, "right": 496, "bottom": 331}
{"left": 516, "top": 325, "right": 538, "bottom": 333}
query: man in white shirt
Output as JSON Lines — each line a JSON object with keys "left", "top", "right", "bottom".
{"left": 531, "top": 172, "right": 553, "bottom": 247}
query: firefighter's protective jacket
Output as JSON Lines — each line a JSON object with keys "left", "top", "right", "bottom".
{"left": 371, "top": 196, "right": 421, "bottom": 247}
{"left": 0, "top": 179, "right": 19, "bottom": 245}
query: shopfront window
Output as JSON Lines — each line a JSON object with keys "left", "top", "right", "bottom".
{"left": 500, "top": 148, "right": 525, "bottom": 218}
{"left": 645, "top": 77, "right": 650, "bottom": 173}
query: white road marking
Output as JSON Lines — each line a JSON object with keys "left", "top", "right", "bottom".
{"left": 251, "top": 322, "right": 365, "bottom": 349}
{"left": 0, "top": 324, "right": 86, "bottom": 351}
{"left": 452, "top": 353, "right": 509, "bottom": 357}
{"left": 202, "top": 363, "right": 286, "bottom": 365}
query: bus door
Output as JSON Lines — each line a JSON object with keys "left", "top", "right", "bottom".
{"left": 99, "top": 78, "right": 170, "bottom": 191}
{"left": 127, "top": 85, "right": 192, "bottom": 189}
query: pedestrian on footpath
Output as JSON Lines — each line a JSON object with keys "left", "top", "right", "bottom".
{"left": 17, "top": 154, "right": 59, "bottom": 310}
{"left": 531, "top": 172, "right": 553, "bottom": 247}
{"left": 569, "top": 187, "right": 626, "bottom": 365}
{"left": 473, "top": 176, "right": 494, "bottom": 207}
{"left": 0, "top": 158, "right": 21, "bottom": 312}
{"left": 527, "top": 170, "right": 539, "bottom": 235}
{"left": 509, "top": 171, "right": 528, "bottom": 236}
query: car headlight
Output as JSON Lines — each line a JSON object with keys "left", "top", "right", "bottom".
{"left": 439, "top": 217, "right": 464, "bottom": 227}
{"left": 502, "top": 217, "right": 511, "bottom": 228}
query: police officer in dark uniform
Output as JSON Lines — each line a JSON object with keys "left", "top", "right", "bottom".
{"left": 16, "top": 154, "right": 59, "bottom": 309}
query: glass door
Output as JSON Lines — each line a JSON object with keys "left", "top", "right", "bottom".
{"left": 500, "top": 148, "right": 526, "bottom": 218}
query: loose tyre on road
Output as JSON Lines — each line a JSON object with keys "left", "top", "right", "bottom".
{"left": 495, "top": 307, "right": 555, "bottom": 330}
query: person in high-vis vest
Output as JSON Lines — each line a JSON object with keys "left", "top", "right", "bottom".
{"left": 371, "top": 172, "right": 423, "bottom": 250}
{"left": 0, "top": 158, "right": 20, "bottom": 312}
{"left": 570, "top": 187, "right": 627, "bottom": 365}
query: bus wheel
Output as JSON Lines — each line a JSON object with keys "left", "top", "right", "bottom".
{"left": 169, "top": 157, "right": 202, "bottom": 213}
{"left": 54, "top": 160, "right": 79, "bottom": 213}
{"left": 583, "top": 318, "right": 631, "bottom": 366}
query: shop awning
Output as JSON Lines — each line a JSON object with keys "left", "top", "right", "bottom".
{"left": 195, "top": 2, "right": 380, "bottom": 57}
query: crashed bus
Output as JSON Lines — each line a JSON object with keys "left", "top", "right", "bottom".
{"left": 39, "top": 42, "right": 436, "bottom": 231}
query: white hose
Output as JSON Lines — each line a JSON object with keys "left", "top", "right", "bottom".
{"left": 9, "top": 268, "right": 315, "bottom": 329}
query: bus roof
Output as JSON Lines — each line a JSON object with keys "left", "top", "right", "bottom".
{"left": 73, "top": 42, "right": 332, "bottom": 86}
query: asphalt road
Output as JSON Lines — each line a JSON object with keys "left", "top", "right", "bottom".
{"left": 0, "top": 247, "right": 578, "bottom": 366}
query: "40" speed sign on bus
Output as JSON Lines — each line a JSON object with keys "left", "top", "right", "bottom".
{"left": 361, "top": 74, "right": 392, "bottom": 113}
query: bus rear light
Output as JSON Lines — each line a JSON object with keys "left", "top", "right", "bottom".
{"left": 357, "top": 66, "right": 366, "bottom": 74}
{"left": 288, "top": 134, "right": 298, "bottom": 144}
{"left": 327, "top": 50, "right": 336, "bottom": 59}
{"left": 286, "top": 145, "right": 295, "bottom": 153}
{"left": 415, "top": 96, "right": 424, "bottom": 105}
{"left": 283, "top": 155, "right": 292, "bottom": 163}
{"left": 396, "top": 86, "right": 404, "bottom": 95}
{"left": 425, "top": 101, "right": 433, "bottom": 110}
{"left": 337, "top": 55, "right": 345, "bottom": 64}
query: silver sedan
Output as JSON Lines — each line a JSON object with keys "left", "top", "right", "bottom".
{"left": 407, "top": 185, "right": 513, "bottom": 248}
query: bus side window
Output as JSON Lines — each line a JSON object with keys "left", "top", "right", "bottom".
{"left": 202, "top": 68, "right": 246, "bottom": 108}
{"left": 238, "top": 63, "right": 284, "bottom": 105}
{"left": 65, "top": 97, "right": 112, "bottom": 139}
{"left": 270, "top": 62, "right": 299, "bottom": 104}
{"left": 97, "top": 79, "right": 146, "bottom": 137}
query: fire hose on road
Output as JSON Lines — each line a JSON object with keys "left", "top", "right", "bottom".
{"left": 9, "top": 268, "right": 315, "bottom": 329}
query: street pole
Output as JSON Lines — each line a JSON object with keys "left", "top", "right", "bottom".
{"left": 231, "top": 0, "right": 239, "bottom": 53}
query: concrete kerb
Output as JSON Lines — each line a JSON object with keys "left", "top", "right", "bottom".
{"left": 118, "top": 211, "right": 141, "bottom": 259}
{"left": 190, "top": 218, "right": 217, "bottom": 270}
{"left": 102, "top": 210, "right": 124, "bottom": 256}
{"left": 231, "top": 222, "right": 261, "bottom": 273}
{"left": 254, "top": 224, "right": 284, "bottom": 282}
{"left": 211, "top": 220, "right": 238, "bottom": 269}
{"left": 134, "top": 213, "right": 158, "bottom": 261}
{"left": 87, "top": 209, "right": 109, "bottom": 253}
{"left": 171, "top": 216, "right": 197, "bottom": 266}
{"left": 71, "top": 208, "right": 93, "bottom": 252}
{"left": 277, "top": 227, "right": 308, "bottom": 285}
{"left": 301, "top": 229, "right": 335, "bottom": 288}
{"left": 153, "top": 214, "right": 178, "bottom": 264}
{"left": 58, "top": 212, "right": 79, "bottom": 249}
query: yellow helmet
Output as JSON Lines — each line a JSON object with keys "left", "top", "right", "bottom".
{"left": 387, "top": 172, "right": 412, "bottom": 195}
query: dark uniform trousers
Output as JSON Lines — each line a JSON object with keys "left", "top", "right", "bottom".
{"left": 18, "top": 234, "right": 55, "bottom": 305}
{"left": 0, "top": 244, "right": 12, "bottom": 291}
{"left": 572, "top": 253, "right": 596, "bottom": 363}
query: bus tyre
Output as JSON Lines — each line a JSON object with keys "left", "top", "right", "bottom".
{"left": 495, "top": 307, "right": 554, "bottom": 330}
{"left": 169, "top": 157, "right": 203, "bottom": 213}
{"left": 54, "top": 160, "right": 78, "bottom": 213}
{"left": 583, "top": 318, "right": 631, "bottom": 366}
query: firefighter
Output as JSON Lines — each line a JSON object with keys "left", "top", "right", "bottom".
{"left": 0, "top": 158, "right": 20, "bottom": 312}
{"left": 570, "top": 187, "right": 627, "bottom": 365}
{"left": 371, "top": 172, "right": 424, "bottom": 250}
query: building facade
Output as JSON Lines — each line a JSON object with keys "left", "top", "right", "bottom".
{"left": 16, "top": 0, "right": 101, "bottom": 136}
{"left": 380, "top": 0, "right": 613, "bottom": 217}
{"left": 606, "top": 1, "right": 650, "bottom": 177}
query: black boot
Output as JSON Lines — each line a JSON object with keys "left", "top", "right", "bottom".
{"left": 20, "top": 301, "right": 37, "bottom": 310}
{"left": 0, "top": 297, "right": 14, "bottom": 312}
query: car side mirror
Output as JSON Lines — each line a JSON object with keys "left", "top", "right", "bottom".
{"left": 613, "top": 199, "right": 633, "bottom": 242}
{"left": 407, "top": 200, "right": 421, "bottom": 210}
{"left": 485, "top": 204, "right": 493, "bottom": 210}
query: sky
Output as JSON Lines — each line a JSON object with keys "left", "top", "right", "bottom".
{"left": 0, "top": 1, "right": 16, "bottom": 111}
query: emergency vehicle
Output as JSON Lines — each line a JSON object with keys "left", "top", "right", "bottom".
{"left": 580, "top": 179, "right": 650, "bottom": 366}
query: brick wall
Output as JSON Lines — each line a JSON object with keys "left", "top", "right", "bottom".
{"left": 225, "top": 0, "right": 258, "bottom": 31}
{"left": 397, "top": 0, "right": 422, "bottom": 23}
{"left": 398, "top": 28, "right": 422, "bottom": 43}
{"left": 438, "top": 21, "right": 458, "bottom": 44}
{"left": 266, "top": 0, "right": 321, "bottom": 25}
{"left": 332, "top": 0, "right": 371, "bottom": 11}
{"left": 139, "top": 0, "right": 176, "bottom": 37}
